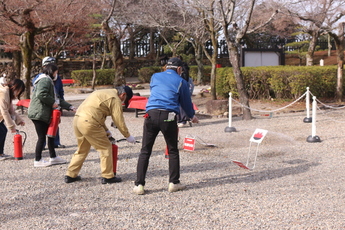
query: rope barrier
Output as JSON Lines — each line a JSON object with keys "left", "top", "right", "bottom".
{"left": 225, "top": 87, "right": 345, "bottom": 142}
{"left": 309, "top": 91, "right": 345, "bottom": 110}
{"left": 231, "top": 91, "right": 307, "bottom": 113}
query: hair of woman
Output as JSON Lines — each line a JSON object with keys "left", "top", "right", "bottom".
{"left": 9, "top": 78, "right": 25, "bottom": 100}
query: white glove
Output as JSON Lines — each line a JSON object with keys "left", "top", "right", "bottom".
{"left": 69, "top": 106, "right": 77, "bottom": 112}
{"left": 126, "top": 135, "right": 136, "bottom": 144}
{"left": 106, "top": 130, "right": 112, "bottom": 138}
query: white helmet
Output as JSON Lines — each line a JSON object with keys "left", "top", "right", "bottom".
{"left": 42, "top": 56, "right": 56, "bottom": 66}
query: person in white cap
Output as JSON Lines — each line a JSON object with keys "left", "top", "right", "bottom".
{"left": 29, "top": 63, "right": 67, "bottom": 167}
{"left": 32, "top": 56, "right": 76, "bottom": 148}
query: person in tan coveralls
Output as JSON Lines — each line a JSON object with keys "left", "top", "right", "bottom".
{"left": 65, "top": 86, "right": 136, "bottom": 184}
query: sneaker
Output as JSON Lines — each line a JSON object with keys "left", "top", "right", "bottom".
{"left": 133, "top": 184, "right": 145, "bottom": 195}
{"left": 0, "top": 154, "right": 12, "bottom": 161}
{"left": 34, "top": 159, "right": 52, "bottom": 167}
{"left": 168, "top": 182, "right": 186, "bottom": 193}
{"left": 64, "top": 175, "right": 81, "bottom": 183}
{"left": 177, "top": 123, "right": 185, "bottom": 128}
{"left": 49, "top": 156, "right": 67, "bottom": 165}
{"left": 101, "top": 177, "right": 122, "bottom": 184}
{"left": 55, "top": 145, "right": 66, "bottom": 148}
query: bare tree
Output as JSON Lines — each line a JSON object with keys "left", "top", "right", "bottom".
{"left": 328, "top": 21, "right": 345, "bottom": 101}
{"left": 101, "top": 0, "right": 144, "bottom": 86}
{"left": 0, "top": 0, "right": 97, "bottom": 98}
{"left": 286, "top": 0, "right": 345, "bottom": 66}
{"left": 217, "top": 0, "right": 278, "bottom": 120}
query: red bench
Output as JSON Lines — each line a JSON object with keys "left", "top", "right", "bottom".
{"left": 61, "top": 79, "right": 75, "bottom": 86}
{"left": 16, "top": 99, "right": 31, "bottom": 114}
{"left": 127, "top": 98, "right": 148, "bottom": 117}
{"left": 128, "top": 97, "right": 198, "bottom": 118}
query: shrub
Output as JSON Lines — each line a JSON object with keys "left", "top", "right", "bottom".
{"left": 71, "top": 69, "right": 115, "bottom": 86}
{"left": 216, "top": 65, "right": 338, "bottom": 99}
{"left": 138, "top": 67, "right": 162, "bottom": 83}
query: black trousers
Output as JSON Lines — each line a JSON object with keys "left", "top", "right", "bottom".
{"left": 0, "top": 121, "right": 7, "bottom": 155}
{"left": 135, "top": 109, "right": 180, "bottom": 186}
{"left": 32, "top": 120, "right": 56, "bottom": 161}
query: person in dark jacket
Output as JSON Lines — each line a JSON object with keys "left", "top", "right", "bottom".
{"left": 28, "top": 63, "right": 67, "bottom": 167}
{"left": 133, "top": 57, "right": 199, "bottom": 195}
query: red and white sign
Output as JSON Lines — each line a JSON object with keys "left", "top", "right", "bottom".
{"left": 249, "top": 128, "right": 268, "bottom": 144}
{"left": 183, "top": 137, "right": 195, "bottom": 151}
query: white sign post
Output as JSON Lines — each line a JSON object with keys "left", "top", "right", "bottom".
{"left": 233, "top": 128, "right": 268, "bottom": 170}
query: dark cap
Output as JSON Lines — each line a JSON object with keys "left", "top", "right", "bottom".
{"left": 124, "top": 85, "right": 133, "bottom": 101}
{"left": 166, "top": 57, "right": 183, "bottom": 68}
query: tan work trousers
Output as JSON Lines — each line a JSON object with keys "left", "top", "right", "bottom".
{"left": 66, "top": 116, "right": 114, "bottom": 179}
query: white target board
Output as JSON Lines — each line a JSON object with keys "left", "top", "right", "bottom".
{"left": 249, "top": 128, "right": 268, "bottom": 144}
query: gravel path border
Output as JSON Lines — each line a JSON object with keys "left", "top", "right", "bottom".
{"left": 1, "top": 98, "right": 345, "bottom": 229}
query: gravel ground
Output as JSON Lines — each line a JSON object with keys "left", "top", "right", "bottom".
{"left": 1, "top": 96, "right": 345, "bottom": 230}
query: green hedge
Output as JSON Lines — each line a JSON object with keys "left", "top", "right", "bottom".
{"left": 138, "top": 67, "right": 163, "bottom": 83}
{"left": 138, "top": 65, "right": 212, "bottom": 83}
{"left": 73, "top": 66, "right": 339, "bottom": 100}
{"left": 71, "top": 69, "right": 115, "bottom": 86}
{"left": 216, "top": 66, "right": 338, "bottom": 99}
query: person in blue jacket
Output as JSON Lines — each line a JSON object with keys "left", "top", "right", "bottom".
{"left": 133, "top": 57, "right": 199, "bottom": 195}
{"left": 32, "top": 56, "right": 76, "bottom": 148}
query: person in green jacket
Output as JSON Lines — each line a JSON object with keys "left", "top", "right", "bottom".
{"left": 28, "top": 63, "right": 67, "bottom": 167}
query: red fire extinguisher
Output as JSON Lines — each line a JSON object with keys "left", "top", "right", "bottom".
{"left": 47, "top": 108, "right": 61, "bottom": 138}
{"left": 14, "top": 130, "right": 27, "bottom": 160}
{"left": 109, "top": 137, "right": 118, "bottom": 175}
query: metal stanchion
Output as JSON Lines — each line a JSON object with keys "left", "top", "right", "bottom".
{"left": 303, "top": 87, "right": 312, "bottom": 123}
{"left": 225, "top": 92, "right": 236, "bottom": 132}
{"left": 307, "top": 96, "right": 321, "bottom": 143}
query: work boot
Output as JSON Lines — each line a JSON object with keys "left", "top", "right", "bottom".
{"left": 64, "top": 175, "right": 81, "bottom": 183}
{"left": 101, "top": 177, "right": 122, "bottom": 184}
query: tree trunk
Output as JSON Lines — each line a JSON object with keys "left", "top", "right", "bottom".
{"left": 91, "top": 42, "right": 97, "bottom": 90}
{"left": 112, "top": 37, "right": 126, "bottom": 86}
{"left": 328, "top": 34, "right": 332, "bottom": 57}
{"left": 306, "top": 31, "right": 319, "bottom": 66}
{"left": 229, "top": 44, "right": 252, "bottom": 120}
{"left": 19, "top": 31, "right": 34, "bottom": 99}
{"left": 210, "top": 58, "right": 217, "bottom": 100}
{"left": 194, "top": 43, "right": 204, "bottom": 85}
{"left": 128, "top": 27, "right": 136, "bottom": 60}
{"left": 12, "top": 51, "right": 22, "bottom": 80}
{"left": 102, "top": 21, "right": 126, "bottom": 87}
{"left": 334, "top": 23, "right": 345, "bottom": 102}
{"left": 336, "top": 58, "right": 343, "bottom": 102}
{"left": 101, "top": 38, "right": 107, "bottom": 70}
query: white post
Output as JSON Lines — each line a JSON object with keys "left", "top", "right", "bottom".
{"left": 306, "top": 96, "right": 321, "bottom": 142}
{"left": 311, "top": 96, "right": 317, "bottom": 137}
{"left": 228, "top": 92, "right": 232, "bottom": 127}
{"left": 224, "top": 92, "right": 236, "bottom": 132}
{"left": 303, "top": 87, "right": 312, "bottom": 123}
{"left": 306, "top": 87, "right": 310, "bottom": 118}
